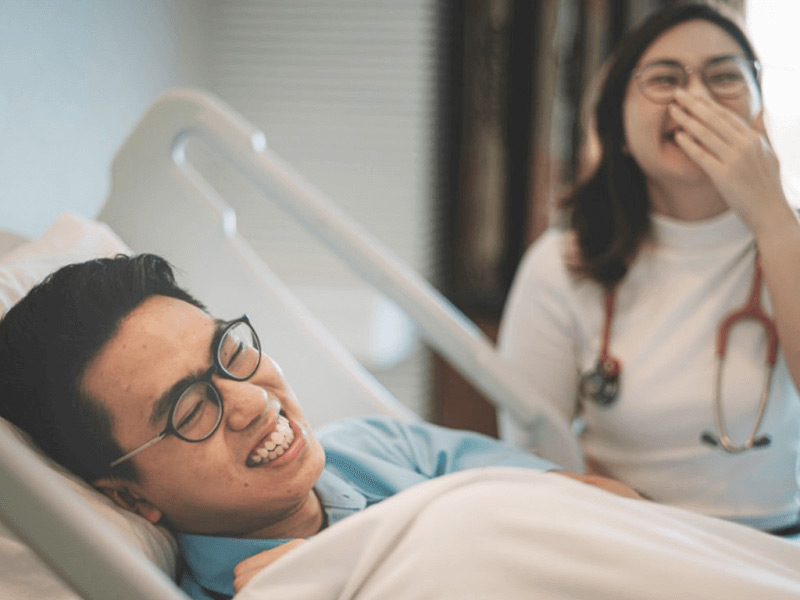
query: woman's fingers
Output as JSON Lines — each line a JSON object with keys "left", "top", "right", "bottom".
{"left": 673, "top": 88, "right": 750, "bottom": 140}
{"left": 673, "top": 129, "right": 722, "bottom": 174}
{"left": 671, "top": 92, "right": 785, "bottom": 231}
{"left": 668, "top": 102, "right": 728, "bottom": 159}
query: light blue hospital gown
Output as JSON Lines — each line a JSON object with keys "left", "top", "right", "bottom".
{"left": 177, "top": 416, "right": 558, "bottom": 600}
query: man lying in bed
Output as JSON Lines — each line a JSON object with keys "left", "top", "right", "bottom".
{"left": 0, "top": 254, "right": 640, "bottom": 600}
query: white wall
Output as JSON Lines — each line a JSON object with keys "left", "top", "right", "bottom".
{"left": 202, "top": 1, "right": 437, "bottom": 283}
{"left": 0, "top": 0, "right": 209, "bottom": 238}
{"left": 197, "top": 1, "right": 439, "bottom": 415}
{"left": 747, "top": 0, "right": 800, "bottom": 205}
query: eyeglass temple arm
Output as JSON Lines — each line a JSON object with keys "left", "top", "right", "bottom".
{"left": 109, "top": 433, "right": 168, "bottom": 468}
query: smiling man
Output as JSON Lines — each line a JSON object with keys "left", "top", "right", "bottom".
{"left": 86, "top": 295, "right": 328, "bottom": 542}
{"left": 0, "top": 254, "right": 639, "bottom": 600}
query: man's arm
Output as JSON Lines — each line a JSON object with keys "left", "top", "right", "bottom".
{"left": 320, "top": 417, "right": 641, "bottom": 500}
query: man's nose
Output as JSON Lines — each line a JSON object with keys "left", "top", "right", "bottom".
{"left": 216, "top": 377, "right": 277, "bottom": 431}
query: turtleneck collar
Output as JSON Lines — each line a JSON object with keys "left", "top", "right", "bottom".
{"left": 651, "top": 210, "right": 752, "bottom": 250}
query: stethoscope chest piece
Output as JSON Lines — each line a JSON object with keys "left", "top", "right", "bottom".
{"left": 581, "top": 287, "right": 623, "bottom": 408}
{"left": 579, "top": 356, "right": 621, "bottom": 407}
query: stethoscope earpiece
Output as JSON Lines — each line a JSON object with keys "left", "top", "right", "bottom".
{"left": 701, "top": 431, "right": 771, "bottom": 453}
{"left": 754, "top": 435, "right": 772, "bottom": 449}
{"left": 700, "top": 431, "right": 719, "bottom": 447}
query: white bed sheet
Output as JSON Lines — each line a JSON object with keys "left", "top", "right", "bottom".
{"left": 237, "top": 468, "right": 800, "bottom": 600}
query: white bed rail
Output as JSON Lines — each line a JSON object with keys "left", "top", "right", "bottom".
{"left": 0, "top": 427, "right": 189, "bottom": 600}
{"left": 101, "top": 88, "right": 582, "bottom": 472}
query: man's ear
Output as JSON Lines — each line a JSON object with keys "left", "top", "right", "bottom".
{"left": 93, "top": 477, "right": 164, "bottom": 525}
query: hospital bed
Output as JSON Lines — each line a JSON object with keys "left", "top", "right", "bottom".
{"left": 2, "top": 90, "right": 800, "bottom": 600}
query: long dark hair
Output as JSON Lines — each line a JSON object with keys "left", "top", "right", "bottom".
{"left": 560, "top": 2, "right": 760, "bottom": 286}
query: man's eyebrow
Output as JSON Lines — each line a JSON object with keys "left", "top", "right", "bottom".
{"left": 148, "top": 319, "right": 228, "bottom": 427}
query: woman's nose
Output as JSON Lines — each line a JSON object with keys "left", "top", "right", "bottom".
{"left": 685, "top": 71, "right": 714, "bottom": 99}
{"left": 216, "top": 378, "right": 277, "bottom": 431}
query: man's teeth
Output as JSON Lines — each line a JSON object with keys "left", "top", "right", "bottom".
{"left": 248, "top": 415, "right": 295, "bottom": 465}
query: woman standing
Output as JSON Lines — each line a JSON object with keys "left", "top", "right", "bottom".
{"left": 498, "top": 2, "right": 800, "bottom": 533}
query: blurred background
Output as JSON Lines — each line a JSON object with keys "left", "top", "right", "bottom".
{"left": 2, "top": 0, "right": 797, "bottom": 435}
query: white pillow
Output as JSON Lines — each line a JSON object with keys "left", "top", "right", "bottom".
{"left": 0, "top": 213, "right": 128, "bottom": 314}
{"left": 0, "top": 213, "right": 178, "bottom": 600}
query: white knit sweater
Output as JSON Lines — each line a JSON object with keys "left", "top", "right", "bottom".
{"left": 498, "top": 210, "right": 800, "bottom": 530}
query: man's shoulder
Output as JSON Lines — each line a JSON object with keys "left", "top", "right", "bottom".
{"left": 317, "top": 416, "right": 451, "bottom": 467}
{"left": 317, "top": 415, "right": 413, "bottom": 446}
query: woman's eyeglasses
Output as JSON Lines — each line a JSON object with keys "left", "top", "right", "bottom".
{"left": 633, "top": 56, "right": 760, "bottom": 104}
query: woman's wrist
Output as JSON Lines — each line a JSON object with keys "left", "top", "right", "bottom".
{"left": 749, "top": 198, "right": 798, "bottom": 246}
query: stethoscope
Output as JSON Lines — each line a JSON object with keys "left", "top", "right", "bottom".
{"left": 578, "top": 259, "right": 779, "bottom": 454}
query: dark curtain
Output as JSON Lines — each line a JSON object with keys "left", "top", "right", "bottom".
{"left": 435, "top": 0, "right": 745, "bottom": 434}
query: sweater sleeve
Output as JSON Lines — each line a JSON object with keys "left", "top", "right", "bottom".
{"left": 496, "top": 229, "right": 582, "bottom": 451}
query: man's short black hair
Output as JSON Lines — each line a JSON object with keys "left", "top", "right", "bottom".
{"left": 0, "top": 253, "right": 206, "bottom": 482}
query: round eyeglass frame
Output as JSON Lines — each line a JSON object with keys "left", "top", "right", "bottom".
{"left": 108, "top": 315, "right": 262, "bottom": 468}
{"left": 632, "top": 56, "right": 760, "bottom": 105}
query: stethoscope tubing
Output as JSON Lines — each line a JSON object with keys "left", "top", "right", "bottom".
{"left": 582, "top": 258, "right": 778, "bottom": 454}
{"left": 708, "top": 354, "right": 772, "bottom": 452}
{"left": 705, "top": 258, "right": 777, "bottom": 453}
